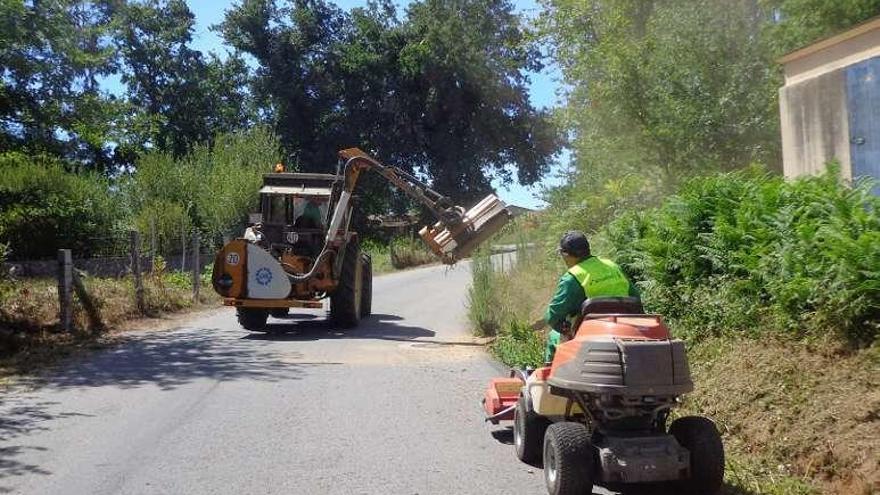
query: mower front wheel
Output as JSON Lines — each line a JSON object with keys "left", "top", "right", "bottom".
{"left": 670, "top": 416, "right": 725, "bottom": 495}
{"left": 543, "top": 422, "right": 594, "bottom": 495}
{"left": 514, "top": 395, "right": 549, "bottom": 465}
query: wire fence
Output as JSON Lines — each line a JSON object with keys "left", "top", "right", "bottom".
{"left": 3, "top": 228, "right": 228, "bottom": 279}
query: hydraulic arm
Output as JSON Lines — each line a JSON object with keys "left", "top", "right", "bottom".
{"left": 329, "top": 148, "right": 511, "bottom": 263}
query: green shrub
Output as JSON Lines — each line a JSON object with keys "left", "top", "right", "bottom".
{"left": 389, "top": 236, "right": 435, "bottom": 269}
{"left": 600, "top": 166, "right": 880, "bottom": 346}
{"left": 0, "top": 152, "right": 124, "bottom": 259}
{"left": 361, "top": 239, "right": 392, "bottom": 274}
{"left": 491, "top": 320, "right": 544, "bottom": 368}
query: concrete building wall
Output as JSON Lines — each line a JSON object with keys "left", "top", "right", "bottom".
{"left": 779, "top": 17, "right": 880, "bottom": 185}
{"left": 779, "top": 69, "right": 852, "bottom": 180}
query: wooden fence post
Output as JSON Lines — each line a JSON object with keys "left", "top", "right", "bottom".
{"left": 181, "top": 223, "right": 187, "bottom": 271}
{"left": 150, "top": 217, "right": 157, "bottom": 272}
{"left": 57, "top": 249, "right": 73, "bottom": 332}
{"left": 192, "top": 232, "right": 200, "bottom": 301}
{"left": 130, "top": 230, "right": 145, "bottom": 313}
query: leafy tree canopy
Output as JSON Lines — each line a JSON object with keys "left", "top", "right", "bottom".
{"left": 221, "top": 0, "right": 561, "bottom": 204}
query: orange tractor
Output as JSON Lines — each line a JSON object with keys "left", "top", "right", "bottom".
{"left": 212, "top": 148, "right": 510, "bottom": 331}
{"left": 483, "top": 297, "right": 724, "bottom": 495}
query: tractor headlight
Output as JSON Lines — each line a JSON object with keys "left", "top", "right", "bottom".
{"left": 216, "top": 273, "right": 234, "bottom": 294}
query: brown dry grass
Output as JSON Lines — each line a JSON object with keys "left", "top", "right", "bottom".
{"left": 684, "top": 338, "right": 879, "bottom": 495}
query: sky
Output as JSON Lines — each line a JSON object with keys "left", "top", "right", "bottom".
{"left": 182, "top": 0, "right": 568, "bottom": 209}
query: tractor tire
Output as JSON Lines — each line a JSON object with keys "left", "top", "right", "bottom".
{"left": 669, "top": 416, "right": 725, "bottom": 495}
{"left": 270, "top": 308, "right": 289, "bottom": 318}
{"left": 360, "top": 254, "right": 372, "bottom": 318}
{"left": 330, "top": 238, "right": 363, "bottom": 328}
{"left": 237, "top": 308, "right": 269, "bottom": 332}
{"left": 514, "top": 395, "right": 550, "bottom": 465}
{"left": 543, "top": 422, "right": 595, "bottom": 495}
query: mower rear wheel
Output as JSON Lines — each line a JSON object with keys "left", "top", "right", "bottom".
{"left": 360, "top": 254, "right": 372, "bottom": 318}
{"left": 237, "top": 308, "right": 269, "bottom": 331}
{"left": 514, "top": 395, "right": 550, "bottom": 465}
{"left": 543, "top": 422, "right": 594, "bottom": 495}
{"left": 330, "top": 239, "right": 363, "bottom": 328}
{"left": 669, "top": 416, "right": 725, "bottom": 495}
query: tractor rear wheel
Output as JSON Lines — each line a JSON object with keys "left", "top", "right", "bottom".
{"left": 360, "top": 254, "right": 372, "bottom": 318}
{"left": 514, "top": 395, "right": 549, "bottom": 465}
{"left": 237, "top": 308, "right": 269, "bottom": 331}
{"left": 330, "top": 239, "right": 363, "bottom": 328}
{"left": 543, "top": 422, "right": 594, "bottom": 495}
{"left": 669, "top": 416, "right": 724, "bottom": 495}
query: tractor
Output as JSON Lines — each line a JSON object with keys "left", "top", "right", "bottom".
{"left": 212, "top": 148, "right": 510, "bottom": 331}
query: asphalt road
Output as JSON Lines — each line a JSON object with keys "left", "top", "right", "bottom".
{"left": 0, "top": 262, "right": 616, "bottom": 495}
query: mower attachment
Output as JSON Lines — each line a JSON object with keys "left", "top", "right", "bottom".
{"left": 420, "top": 194, "right": 511, "bottom": 264}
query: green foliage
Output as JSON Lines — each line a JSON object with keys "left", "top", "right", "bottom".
{"left": 0, "top": 0, "right": 123, "bottom": 169}
{"left": 221, "top": 0, "right": 560, "bottom": 209}
{"left": 468, "top": 250, "right": 502, "bottom": 336}
{"left": 125, "top": 127, "right": 281, "bottom": 243}
{"left": 361, "top": 239, "right": 392, "bottom": 274}
{"left": 600, "top": 167, "right": 880, "bottom": 346}
{"left": 114, "top": 0, "right": 254, "bottom": 158}
{"left": 0, "top": 152, "right": 124, "bottom": 259}
{"left": 492, "top": 321, "right": 545, "bottom": 369}
{"left": 541, "top": 0, "right": 880, "bottom": 190}
{"left": 388, "top": 236, "right": 434, "bottom": 269}
{"left": 762, "top": 0, "right": 880, "bottom": 55}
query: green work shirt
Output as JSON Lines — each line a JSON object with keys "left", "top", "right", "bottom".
{"left": 543, "top": 256, "right": 637, "bottom": 362}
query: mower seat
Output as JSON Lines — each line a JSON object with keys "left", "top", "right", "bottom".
{"left": 580, "top": 297, "right": 644, "bottom": 317}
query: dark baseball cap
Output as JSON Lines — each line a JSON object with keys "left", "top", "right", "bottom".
{"left": 558, "top": 231, "right": 591, "bottom": 258}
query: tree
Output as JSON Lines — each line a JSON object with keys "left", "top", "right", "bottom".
{"left": 221, "top": 0, "right": 560, "bottom": 206}
{"left": 114, "top": 0, "right": 254, "bottom": 158}
{"left": 762, "top": 0, "right": 880, "bottom": 55}
{"left": 0, "top": 0, "right": 124, "bottom": 171}
{"left": 542, "top": 0, "right": 780, "bottom": 188}
{"left": 541, "top": 0, "right": 880, "bottom": 191}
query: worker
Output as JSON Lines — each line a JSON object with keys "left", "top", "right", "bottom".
{"left": 244, "top": 221, "right": 263, "bottom": 243}
{"left": 541, "top": 230, "right": 639, "bottom": 363}
{"left": 294, "top": 198, "right": 324, "bottom": 229}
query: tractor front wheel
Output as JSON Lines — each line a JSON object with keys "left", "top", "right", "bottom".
{"left": 237, "top": 308, "right": 269, "bottom": 332}
{"left": 330, "top": 239, "right": 363, "bottom": 328}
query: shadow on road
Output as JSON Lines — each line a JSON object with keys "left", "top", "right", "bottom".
{"left": 0, "top": 397, "right": 89, "bottom": 488}
{"left": 17, "top": 329, "right": 318, "bottom": 392}
{"left": 244, "top": 313, "right": 437, "bottom": 343}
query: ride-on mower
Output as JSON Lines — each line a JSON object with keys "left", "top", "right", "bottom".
{"left": 482, "top": 297, "right": 724, "bottom": 495}
{"left": 212, "top": 148, "right": 510, "bottom": 332}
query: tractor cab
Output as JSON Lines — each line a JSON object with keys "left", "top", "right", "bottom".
{"left": 250, "top": 173, "right": 341, "bottom": 258}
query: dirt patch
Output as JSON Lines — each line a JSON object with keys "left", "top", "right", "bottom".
{"left": 683, "top": 337, "right": 879, "bottom": 494}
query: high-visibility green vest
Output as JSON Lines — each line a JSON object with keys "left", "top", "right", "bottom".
{"left": 567, "top": 256, "right": 631, "bottom": 299}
